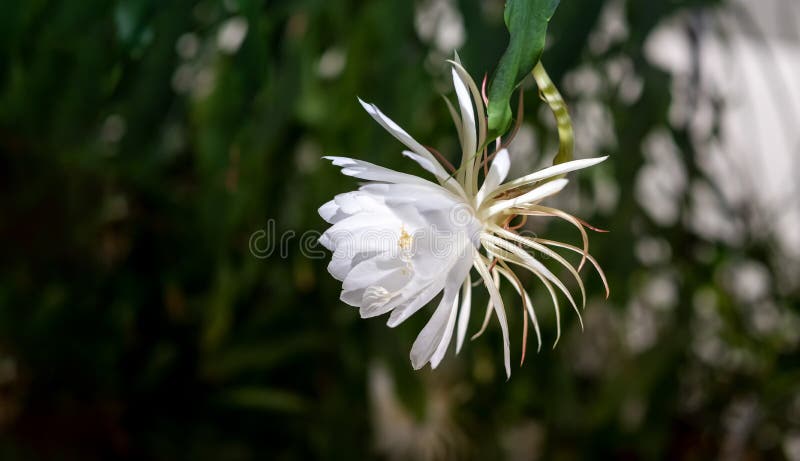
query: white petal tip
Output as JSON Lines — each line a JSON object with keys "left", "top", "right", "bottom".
{"left": 323, "top": 156, "right": 354, "bottom": 166}
{"left": 357, "top": 97, "right": 375, "bottom": 113}
{"left": 318, "top": 202, "right": 336, "bottom": 221}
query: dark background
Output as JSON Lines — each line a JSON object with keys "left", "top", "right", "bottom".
{"left": 2, "top": 0, "right": 799, "bottom": 459}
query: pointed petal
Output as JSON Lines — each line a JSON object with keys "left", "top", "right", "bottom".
{"left": 537, "top": 238, "right": 610, "bottom": 299}
{"left": 451, "top": 67, "right": 477, "bottom": 171}
{"left": 323, "top": 156, "right": 437, "bottom": 187}
{"left": 491, "top": 156, "right": 608, "bottom": 198}
{"left": 442, "top": 95, "right": 465, "bottom": 184}
{"left": 484, "top": 178, "right": 569, "bottom": 217}
{"left": 449, "top": 60, "right": 487, "bottom": 182}
{"left": 482, "top": 240, "right": 563, "bottom": 348}
{"left": 318, "top": 200, "right": 339, "bottom": 223}
{"left": 409, "top": 268, "right": 464, "bottom": 369}
{"left": 401, "top": 150, "right": 445, "bottom": 179}
{"left": 483, "top": 234, "right": 581, "bottom": 341}
{"left": 386, "top": 280, "right": 444, "bottom": 327}
{"left": 495, "top": 263, "right": 542, "bottom": 353}
{"left": 341, "top": 254, "right": 404, "bottom": 291}
{"left": 483, "top": 234, "right": 579, "bottom": 314}
{"left": 471, "top": 268, "right": 499, "bottom": 341}
{"left": 516, "top": 205, "right": 590, "bottom": 271}
{"left": 492, "top": 225, "right": 586, "bottom": 309}
{"left": 387, "top": 244, "right": 473, "bottom": 328}
{"left": 357, "top": 98, "right": 449, "bottom": 180}
{"left": 473, "top": 254, "right": 511, "bottom": 378}
{"left": 430, "top": 292, "right": 461, "bottom": 368}
{"left": 476, "top": 148, "right": 510, "bottom": 205}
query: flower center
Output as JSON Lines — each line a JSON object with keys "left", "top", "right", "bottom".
{"left": 398, "top": 225, "right": 412, "bottom": 251}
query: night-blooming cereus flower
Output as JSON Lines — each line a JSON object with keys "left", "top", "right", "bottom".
{"left": 318, "top": 61, "right": 609, "bottom": 378}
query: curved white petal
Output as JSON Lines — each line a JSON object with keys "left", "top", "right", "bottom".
{"left": 495, "top": 264, "right": 542, "bottom": 353}
{"left": 455, "top": 278, "right": 472, "bottom": 354}
{"left": 342, "top": 254, "right": 406, "bottom": 292}
{"left": 482, "top": 234, "right": 579, "bottom": 325}
{"left": 451, "top": 67, "right": 477, "bottom": 173}
{"left": 430, "top": 292, "right": 460, "bottom": 369}
{"left": 449, "top": 60, "right": 487, "bottom": 190}
{"left": 476, "top": 148, "right": 510, "bottom": 206}
{"left": 387, "top": 279, "right": 445, "bottom": 327}
{"left": 490, "top": 156, "right": 608, "bottom": 198}
{"left": 484, "top": 178, "right": 569, "bottom": 217}
{"left": 357, "top": 98, "right": 450, "bottom": 180}
{"left": 410, "top": 248, "right": 472, "bottom": 369}
{"left": 318, "top": 200, "right": 339, "bottom": 223}
{"left": 473, "top": 254, "right": 511, "bottom": 378}
{"left": 410, "top": 287, "right": 457, "bottom": 370}
{"left": 324, "top": 156, "right": 439, "bottom": 188}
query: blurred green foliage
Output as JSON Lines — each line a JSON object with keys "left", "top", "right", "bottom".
{"left": 1, "top": 0, "right": 799, "bottom": 460}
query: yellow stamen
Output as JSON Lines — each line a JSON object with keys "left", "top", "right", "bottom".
{"left": 398, "top": 225, "right": 412, "bottom": 250}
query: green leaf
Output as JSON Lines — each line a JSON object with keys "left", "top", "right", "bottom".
{"left": 487, "top": 0, "right": 560, "bottom": 137}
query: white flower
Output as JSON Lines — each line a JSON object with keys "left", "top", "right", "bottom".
{"left": 318, "top": 60, "right": 609, "bottom": 377}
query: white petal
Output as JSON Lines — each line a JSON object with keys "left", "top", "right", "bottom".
{"left": 318, "top": 200, "right": 339, "bottom": 223}
{"left": 451, "top": 66, "right": 477, "bottom": 168}
{"left": 409, "top": 287, "right": 458, "bottom": 370}
{"left": 492, "top": 225, "right": 586, "bottom": 309}
{"left": 494, "top": 265, "right": 542, "bottom": 353}
{"left": 473, "top": 254, "right": 511, "bottom": 378}
{"left": 342, "top": 254, "right": 404, "bottom": 291}
{"left": 387, "top": 279, "right": 444, "bottom": 327}
{"left": 387, "top": 241, "right": 473, "bottom": 327}
{"left": 358, "top": 183, "right": 471, "bottom": 223}
{"left": 442, "top": 96, "right": 465, "bottom": 173}
{"left": 429, "top": 292, "right": 460, "bottom": 369}
{"left": 318, "top": 233, "right": 333, "bottom": 251}
{"left": 455, "top": 278, "right": 472, "bottom": 354}
{"left": 357, "top": 98, "right": 450, "bottom": 180}
{"left": 327, "top": 254, "right": 352, "bottom": 281}
{"left": 476, "top": 148, "right": 510, "bottom": 206}
{"left": 400, "top": 150, "right": 438, "bottom": 176}
{"left": 321, "top": 213, "right": 395, "bottom": 252}
{"left": 340, "top": 288, "right": 364, "bottom": 307}
{"left": 360, "top": 286, "right": 401, "bottom": 318}
{"left": 484, "top": 178, "right": 569, "bottom": 217}
{"left": 328, "top": 245, "right": 383, "bottom": 281}
{"left": 491, "top": 156, "right": 608, "bottom": 198}
{"left": 324, "top": 156, "right": 437, "bottom": 187}
{"left": 449, "top": 60, "right": 486, "bottom": 156}
{"left": 318, "top": 191, "right": 389, "bottom": 228}
{"left": 409, "top": 252, "right": 471, "bottom": 369}
{"left": 482, "top": 234, "right": 579, "bottom": 319}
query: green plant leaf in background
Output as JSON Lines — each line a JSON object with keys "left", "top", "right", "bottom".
{"left": 487, "top": 0, "right": 560, "bottom": 138}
